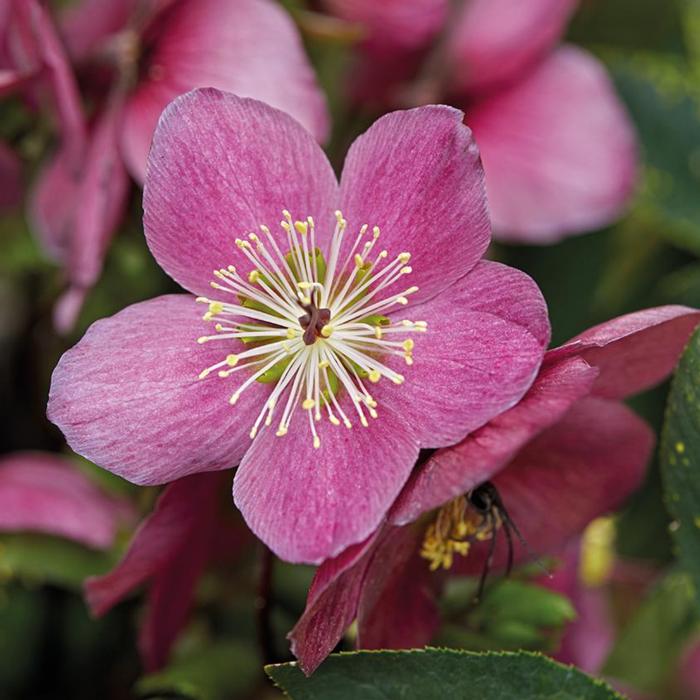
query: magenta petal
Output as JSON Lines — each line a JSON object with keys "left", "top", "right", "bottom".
{"left": 138, "top": 477, "right": 221, "bottom": 670}
{"left": 455, "top": 397, "right": 653, "bottom": 575}
{"left": 375, "top": 263, "right": 548, "bottom": 448}
{"left": 85, "top": 471, "right": 221, "bottom": 616}
{"left": 143, "top": 89, "right": 338, "bottom": 297}
{"left": 357, "top": 524, "right": 439, "bottom": 650}
{"left": 289, "top": 531, "right": 380, "bottom": 675}
{"left": 0, "top": 452, "right": 133, "bottom": 549}
{"left": 59, "top": 0, "right": 134, "bottom": 63}
{"left": 679, "top": 637, "right": 700, "bottom": 700}
{"left": 122, "top": 0, "right": 329, "bottom": 181}
{"left": 338, "top": 105, "right": 490, "bottom": 304}
{"left": 233, "top": 400, "right": 418, "bottom": 563}
{"left": 48, "top": 295, "right": 271, "bottom": 485}
{"left": 30, "top": 102, "right": 129, "bottom": 331}
{"left": 390, "top": 355, "right": 597, "bottom": 525}
{"left": 448, "top": 0, "right": 577, "bottom": 94}
{"left": 551, "top": 305, "right": 700, "bottom": 399}
{"left": 468, "top": 46, "right": 637, "bottom": 242}
{"left": 323, "top": 0, "right": 447, "bottom": 50}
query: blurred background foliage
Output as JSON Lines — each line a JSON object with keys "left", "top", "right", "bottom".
{"left": 2, "top": 0, "right": 700, "bottom": 698}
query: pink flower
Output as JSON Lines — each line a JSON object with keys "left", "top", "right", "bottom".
{"left": 48, "top": 88, "right": 549, "bottom": 564}
{"left": 0, "top": 451, "right": 134, "bottom": 550}
{"left": 325, "top": 0, "right": 637, "bottom": 243}
{"left": 289, "top": 306, "right": 700, "bottom": 674}
{"left": 23, "top": 0, "right": 329, "bottom": 331}
{"left": 84, "top": 471, "right": 250, "bottom": 670}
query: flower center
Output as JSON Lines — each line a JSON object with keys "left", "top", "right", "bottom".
{"left": 420, "top": 494, "right": 500, "bottom": 571}
{"left": 195, "top": 209, "right": 426, "bottom": 448}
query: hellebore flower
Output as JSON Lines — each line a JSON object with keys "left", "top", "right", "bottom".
{"left": 48, "top": 88, "right": 550, "bottom": 564}
{"left": 85, "top": 471, "right": 250, "bottom": 670}
{"left": 324, "top": 0, "right": 637, "bottom": 243}
{"left": 23, "top": 0, "right": 329, "bottom": 331}
{"left": 0, "top": 451, "right": 133, "bottom": 550}
{"left": 289, "top": 305, "right": 700, "bottom": 675}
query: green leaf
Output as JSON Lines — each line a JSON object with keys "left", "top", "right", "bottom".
{"left": 0, "top": 533, "right": 116, "bottom": 589}
{"left": 266, "top": 649, "right": 622, "bottom": 700}
{"left": 603, "top": 573, "right": 696, "bottom": 693}
{"left": 136, "top": 641, "right": 259, "bottom": 700}
{"left": 660, "top": 325, "right": 700, "bottom": 607}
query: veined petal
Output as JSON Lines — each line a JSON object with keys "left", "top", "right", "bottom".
{"left": 84, "top": 471, "right": 222, "bottom": 617}
{"left": 338, "top": 105, "right": 490, "bottom": 305}
{"left": 48, "top": 295, "right": 271, "bottom": 485}
{"left": 390, "top": 356, "right": 597, "bottom": 525}
{"left": 374, "top": 262, "right": 548, "bottom": 449}
{"left": 0, "top": 452, "right": 133, "bottom": 550}
{"left": 548, "top": 305, "right": 700, "bottom": 399}
{"left": 468, "top": 46, "right": 637, "bottom": 242}
{"left": 233, "top": 397, "right": 419, "bottom": 563}
{"left": 289, "top": 531, "right": 380, "bottom": 675}
{"left": 448, "top": 0, "right": 577, "bottom": 94}
{"left": 122, "top": 0, "right": 329, "bottom": 182}
{"left": 143, "top": 89, "right": 338, "bottom": 297}
{"left": 452, "top": 397, "right": 653, "bottom": 575}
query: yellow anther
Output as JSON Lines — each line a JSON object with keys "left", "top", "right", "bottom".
{"left": 319, "top": 360, "right": 330, "bottom": 369}
{"left": 226, "top": 354, "right": 239, "bottom": 366}
{"left": 195, "top": 296, "right": 209, "bottom": 303}
{"left": 398, "top": 252, "right": 411, "bottom": 263}
{"left": 248, "top": 233, "right": 259, "bottom": 243}
{"left": 415, "top": 320, "right": 427, "bottom": 328}
{"left": 403, "top": 339, "right": 414, "bottom": 352}
{"left": 368, "top": 369, "right": 381, "bottom": 383}
{"left": 307, "top": 216, "right": 315, "bottom": 227}
{"left": 250, "top": 426, "right": 258, "bottom": 439}
{"left": 369, "top": 407, "right": 378, "bottom": 419}
{"left": 248, "top": 270, "right": 261, "bottom": 284}
{"left": 313, "top": 436, "right": 321, "bottom": 449}
{"left": 329, "top": 415, "right": 341, "bottom": 426}
{"left": 276, "top": 426, "right": 288, "bottom": 437}
{"left": 354, "top": 254, "right": 364, "bottom": 268}
{"left": 360, "top": 414, "right": 369, "bottom": 427}
{"left": 215, "top": 323, "right": 224, "bottom": 332}
{"left": 282, "top": 209, "right": 292, "bottom": 219}
{"left": 286, "top": 328, "right": 297, "bottom": 339}
{"left": 405, "top": 285, "right": 419, "bottom": 294}
{"left": 344, "top": 418, "right": 353, "bottom": 429}
{"left": 229, "top": 393, "right": 240, "bottom": 405}
{"left": 297, "top": 281, "right": 312, "bottom": 290}
{"left": 208, "top": 301, "right": 224, "bottom": 315}
{"left": 397, "top": 296, "right": 408, "bottom": 305}
{"left": 302, "top": 398, "right": 316, "bottom": 410}
{"left": 294, "top": 220, "right": 308, "bottom": 235}
{"left": 405, "top": 356, "right": 414, "bottom": 366}
{"left": 372, "top": 225, "right": 380, "bottom": 238}
{"left": 392, "top": 375, "right": 405, "bottom": 385}
{"left": 320, "top": 326, "right": 333, "bottom": 338}
{"left": 281, "top": 221, "right": 291, "bottom": 232}
{"left": 198, "top": 368, "right": 212, "bottom": 379}
{"left": 400, "top": 266, "right": 412, "bottom": 275}
{"left": 375, "top": 326, "right": 383, "bottom": 340}
{"left": 197, "top": 336, "right": 209, "bottom": 344}
{"left": 378, "top": 250, "right": 388, "bottom": 259}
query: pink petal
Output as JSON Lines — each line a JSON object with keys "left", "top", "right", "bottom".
{"left": 143, "top": 89, "right": 338, "bottom": 297}
{"left": 338, "top": 105, "right": 490, "bottom": 304}
{"left": 233, "top": 397, "right": 419, "bottom": 563}
{"left": 122, "top": 0, "right": 329, "bottom": 182}
{"left": 322, "top": 0, "right": 447, "bottom": 50}
{"left": 13, "top": 0, "right": 87, "bottom": 168}
{"left": 550, "top": 305, "right": 700, "bottom": 399}
{"left": 374, "top": 262, "right": 548, "bottom": 448}
{"left": 59, "top": 0, "right": 134, "bottom": 62}
{"left": 0, "top": 451, "right": 133, "bottom": 550}
{"left": 357, "top": 523, "right": 439, "bottom": 650}
{"left": 390, "top": 355, "right": 597, "bottom": 525}
{"left": 468, "top": 46, "right": 637, "bottom": 242}
{"left": 138, "top": 476, "right": 222, "bottom": 671}
{"left": 542, "top": 542, "right": 615, "bottom": 674}
{"left": 289, "top": 531, "right": 380, "bottom": 675}
{"left": 48, "top": 295, "right": 271, "bottom": 485}
{"left": 30, "top": 101, "right": 130, "bottom": 331}
{"left": 679, "top": 637, "right": 700, "bottom": 700}
{"left": 454, "top": 397, "right": 653, "bottom": 575}
{"left": 85, "top": 471, "right": 222, "bottom": 617}
{"left": 448, "top": 0, "right": 577, "bottom": 94}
